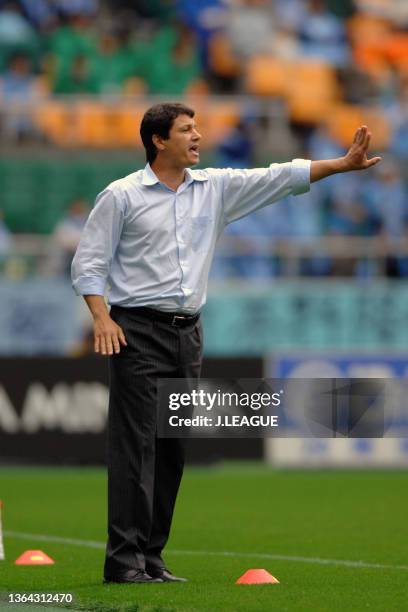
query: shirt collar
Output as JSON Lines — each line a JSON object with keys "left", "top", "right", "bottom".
{"left": 141, "top": 163, "right": 208, "bottom": 187}
{"left": 141, "top": 163, "right": 159, "bottom": 186}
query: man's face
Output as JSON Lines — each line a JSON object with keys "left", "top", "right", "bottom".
{"left": 156, "top": 114, "right": 202, "bottom": 167}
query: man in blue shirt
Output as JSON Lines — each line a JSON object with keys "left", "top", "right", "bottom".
{"left": 72, "top": 102, "right": 381, "bottom": 584}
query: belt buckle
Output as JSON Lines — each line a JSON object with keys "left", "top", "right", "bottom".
{"left": 172, "top": 315, "right": 185, "bottom": 327}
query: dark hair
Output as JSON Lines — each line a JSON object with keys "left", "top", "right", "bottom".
{"left": 140, "top": 102, "right": 195, "bottom": 164}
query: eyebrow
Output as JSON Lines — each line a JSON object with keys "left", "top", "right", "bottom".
{"left": 178, "top": 122, "right": 197, "bottom": 130}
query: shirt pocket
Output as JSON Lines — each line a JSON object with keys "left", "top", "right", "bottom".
{"left": 191, "top": 216, "right": 212, "bottom": 253}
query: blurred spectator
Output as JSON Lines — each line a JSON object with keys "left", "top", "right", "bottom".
{"left": 145, "top": 23, "right": 204, "bottom": 95}
{"left": 176, "top": 0, "right": 228, "bottom": 69}
{"left": 224, "top": 0, "right": 275, "bottom": 60}
{"left": 326, "top": 0, "right": 355, "bottom": 18}
{"left": 86, "top": 29, "right": 138, "bottom": 95}
{"left": 0, "top": 208, "right": 12, "bottom": 258}
{"left": 52, "top": 198, "right": 89, "bottom": 276}
{"left": 359, "top": 156, "right": 408, "bottom": 278}
{"left": 286, "top": 188, "right": 330, "bottom": 276}
{"left": 111, "top": 0, "right": 176, "bottom": 21}
{"left": 52, "top": 52, "right": 98, "bottom": 94}
{"left": 47, "top": 12, "right": 96, "bottom": 81}
{"left": 307, "top": 125, "right": 345, "bottom": 161}
{"left": 15, "top": 0, "right": 98, "bottom": 29}
{"left": 219, "top": 203, "right": 291, "bottom": 279}
{"left": 215, "top": 117, "right": 253, "bottom": 168}
{"left": 16, "top": 0, "right": 57, "bottom": 31}
{"left": 327, "top": 191, "right": 375, "bottom": 237}
{"left": 298, "top": 0, "right": 350, "bottom": 67}
{"left": 51, "top": 17, "right": 149, "bottom": 95}
{"left": 0, "top": 52, "right": 43, "bottom": 141}
{"left": 275, "top": 0, "right": 306, "bottom": 32}
{"left": 0, "top": 1, "right": 39, "bottom": 70}
{"left": 53, "top": 0, "right": 99, "bottom": 18}
{"left": 384, "top": 77, "right": 408, "bottom": 165}
{"left": 360, "top": 158, "right": 408, "bottom": 240}
{"left": 356, "top": 0, "right": 408, "bottom": 25}
{"left": 324, "top": 171, "right": 375, "bottom": 236}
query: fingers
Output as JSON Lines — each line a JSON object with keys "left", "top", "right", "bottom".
{"left": 103, "top": 335, "right": 114, "bottom": 356}
{"left": 357, "top": 125, "right": 367, "bottom": 145}
{"left": 118, "top": 327, "right": 127, "bottom": 347}
{"left": 99, "top": 335, "right": 108, "bottom": 355}
{"left": 362, "top": 128, "right": 371, "bottom": 150}
{"left": 367, "top": 156, "right": 382, "bottom": 168}
{"left": 353, "top": 126, "right": 362, "bottom": 144}
{"left": 95, "top": 330, "right": 126, "bottom": 355}
{"left": 353, "top": 125, "right": 370, "bottom": 146}
{"left": 112, "top": 334, "right": 121, "bottom": 354}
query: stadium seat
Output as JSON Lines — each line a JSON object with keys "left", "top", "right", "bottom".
{"left": 245, "top": 56, "right": 288, "bottom": 97}
{"left": 34, "top": 101, "right": 72, "bottom": 146}
{"left": 348, "top": 13, "right": 392, "bottom": 79}
{"left": 286, "top": 61, "right": 340, "bottom": 124}
{"left": 347, "top": 13, "right": 391, "bottom": 47}
{"left": 207, "top": 32, "right": 241, "bottom": 79}
{"left": 116, "top": 104, "right": 145, "bottom": 148}
{"left": 385, "top": 33, "right": 408, "bottom": 70}
{"left": 75, "top": 102, "right": 118, "bottom": 148}
{"left": 325, "top": 104, "right": 391, "bottom": 149}
{"left": 192, "top": 99, "right": 240, "bottom": 148}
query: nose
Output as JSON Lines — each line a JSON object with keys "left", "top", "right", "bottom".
{"left": 193, "top": 128, "right": 201, "bottom": 141}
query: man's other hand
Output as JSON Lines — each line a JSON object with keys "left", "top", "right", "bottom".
{"left": 94, "top": 315, "right": 127, "bottom": 355}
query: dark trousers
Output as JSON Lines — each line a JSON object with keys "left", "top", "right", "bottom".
{"left": 103, "top": 306, "right": 202, "bottom": 577}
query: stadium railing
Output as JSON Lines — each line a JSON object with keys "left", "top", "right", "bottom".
{"left": 2, "top": 234, "right": 408, "bottom": 279}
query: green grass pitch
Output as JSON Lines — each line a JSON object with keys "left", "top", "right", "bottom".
{"left": 1, "top": 464, "right": 408, "bottom": 611}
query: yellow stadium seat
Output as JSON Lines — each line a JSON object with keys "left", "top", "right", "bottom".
{"left": 74, "top": 102, "right": 108, "bottom": 147}
{"left": 286, "top": 61, "right": 340, "bottom": 124}
{"left": 116, "top": 104, "right": 145, "bottom": 148}
{"left": 34, "top": 101, "right": 72, "bottom": 146}
{"left": 385, "top": 33, "right": 408, "bottom": 69}
{"left": 208, "top": 32, "right": 241, "bottom": 79}
{"left": 192, "top": 99, "right": 240, "bottom": 148}
{"left": 325, "top": 104, "right": 391, "bottom": 149}
{"left": 245, "top": 55, "right": 288, "bottom": 97}
{"left": 347, "top": 13, "right": 391, "bottom": 47}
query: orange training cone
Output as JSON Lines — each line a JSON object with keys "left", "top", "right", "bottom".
{"left": 15, "top": 550, "right": 55, "bottom": 565}
{"left": 236, "top": 569, "right": 279, "bottom": 584}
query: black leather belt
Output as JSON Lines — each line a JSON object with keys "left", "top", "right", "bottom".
{"left": 129, "top": 306, "right": 200, "bottom": 328}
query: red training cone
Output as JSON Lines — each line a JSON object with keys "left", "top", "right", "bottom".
{"left": 236, "top": 569, "right": 279, "bottom": 584}
{"left": 15, "top": 550, "right": 55, "bottom": 565}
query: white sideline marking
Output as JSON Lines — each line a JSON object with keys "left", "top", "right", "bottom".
{"left": 5, "top": 530, "right": 408, "bottom": 572}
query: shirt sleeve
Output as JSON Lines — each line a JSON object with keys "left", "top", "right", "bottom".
{"left": 220, "top": 158, "right": 311, "bottom": 225}
{"left": 71, "top": 187, "right": 125, "bottom": 296}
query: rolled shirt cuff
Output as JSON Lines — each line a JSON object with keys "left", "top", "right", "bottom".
{"left": 72, "top": 276, "right": 106, "bottom": 296}
{"left": 291, "top": 158, "right": 311, "bottom": 196}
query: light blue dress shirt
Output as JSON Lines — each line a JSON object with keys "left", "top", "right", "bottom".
{"left": 71, "top": 160, "right": 311, "bottom": 313}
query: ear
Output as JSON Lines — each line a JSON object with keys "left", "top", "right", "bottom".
{"left": 152, "top": 134, "right": 166, "bottom": 152}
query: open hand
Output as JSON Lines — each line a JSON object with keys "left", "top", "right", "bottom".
{"left": 342, "top": 125, "right": 382, "bottom": 172}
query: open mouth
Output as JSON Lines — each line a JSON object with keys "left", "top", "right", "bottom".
{"left": 189, "top": 145, "right": 199, "bottom": 155}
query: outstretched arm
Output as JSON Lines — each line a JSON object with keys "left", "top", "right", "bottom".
{"left": 310, "top": 125, "right": 382, "bottom": 183}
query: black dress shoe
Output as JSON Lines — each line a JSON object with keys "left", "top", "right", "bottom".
{"left": 103, "top": 569, "right": 163, "bottom": 584}
{"left": 147, "top": 567, "right": 188, "bottom": 582}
